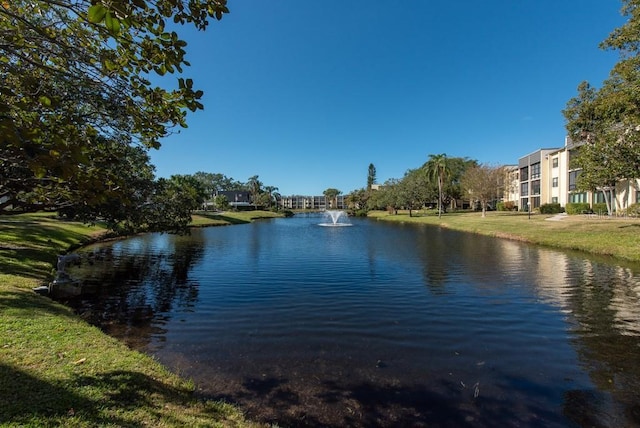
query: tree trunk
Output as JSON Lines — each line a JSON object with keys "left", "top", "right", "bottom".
{"left": 437, "top": 177, "right": 443, "bottom": 219}
{"left": 601, "top": 188, "right": 613, "bottom": 216}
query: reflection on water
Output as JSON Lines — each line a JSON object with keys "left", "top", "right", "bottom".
{"left": 63, "top": 215, "right": 640, "bottom": 427}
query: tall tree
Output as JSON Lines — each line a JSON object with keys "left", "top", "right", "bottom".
{"left": 563, "top": 0, "right": 640, "bottom": 215}
{"left": 264, "top": 185, "right": 279, "bottom": 209}
{"left": 367, "top": 163, "right": 377, "bottom": 190}
{"left": 460, "top": 164, "right": 504, "bottom": 217}
{"left": 246, "top": 175, "right": 263, "bottom": 208}
{"left": 399, "top": 168, "right": 429, "bottom": 217}
{"left": 323, "top": 188, "right": 341, "bottom": 209}
{"left": 563, "top": 82, "right": 633, "bottom": 214}
{"left": 424, "top": 154, "right": 450, "bottom": 218}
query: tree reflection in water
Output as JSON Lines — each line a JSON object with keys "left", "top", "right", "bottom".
{"left": 64, "top": 232, "right": 205, "bottom": 350}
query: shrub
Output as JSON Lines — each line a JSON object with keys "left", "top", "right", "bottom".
{"left": 540, "top": 203, "right": 562, "bottom": 214}
{"left": 592, "top": 203, "right": 609, "bottom": 215}
{"left": 565, "top": 202, "right": 591, "bottom": 215}
{"left": 626, "top": 203, "right": 640, "bottom": 217}
{"left": 497, "top": 201, "right": 517, "bottom": 211}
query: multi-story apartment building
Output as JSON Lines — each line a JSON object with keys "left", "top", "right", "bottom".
{"left": 544, "top": 145, "right": 571, "bottom": 207}
{"left": 511, "top": 137, "right": 640, "bottom": 212}
{"left": 502, "top": 165, "right": 520, "bottom": 208}
{"left": 280, "top": 195, "right": 346, "bottom": 210}
{"left": 517, "top": 148, "right": 558, "bottom": 211}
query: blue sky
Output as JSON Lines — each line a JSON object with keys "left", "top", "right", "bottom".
{"left": 150, "top": 1, "right": 625, "bottom": 196}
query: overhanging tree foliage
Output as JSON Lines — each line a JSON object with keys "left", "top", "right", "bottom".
{"left": 1, "top": 0, "right": 228, "bottom": 220}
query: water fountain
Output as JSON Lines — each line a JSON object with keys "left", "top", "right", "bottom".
{"left": 318, "top": 210, "right": 352, "bottom": 227}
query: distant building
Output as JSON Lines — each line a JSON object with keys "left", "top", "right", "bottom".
{"left": 216, "top": 191, "right": 251, "bottom": 208}
{"left": 279, "top": 195, "right": 345, "bottom": 210}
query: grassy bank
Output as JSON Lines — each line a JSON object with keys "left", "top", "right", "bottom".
{"left": 191, "top": 210, "right": 282, "bottom": 226}
{"left": 0, "top": 212, "right": 272, "bottom": 427}
{"left": 369, "top": 210, "right": 640, "bottom": 263}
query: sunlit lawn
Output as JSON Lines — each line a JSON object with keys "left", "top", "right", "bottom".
{"left": 369, "top": 210, "right": 640, "bottom": 263}
{"left": 191, "top": 209, "right": 282, "bottom": 226}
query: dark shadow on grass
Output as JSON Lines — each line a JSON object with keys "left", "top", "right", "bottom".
{"left": 0, "top": 362, "right": 98, "bottom": 425}
{"left": 0, "top": 363, "right": 228, "bottom": 427}
{"left": 196, "top": 213, "right": 251, "bottom": 224}
{"left": 619, "top": 223, "right": 640, "bottom": 229}
{"left": 0, "top": 289, "right": 78, "bottom": 320}
{"left": 0, "top": 217, "right": 99, "bottom": 280}
{"left": 0, "top": 363, "right": 137, "bottom": 426}
{"left": 0, "top": 247, "right": 57, "bottom": 279}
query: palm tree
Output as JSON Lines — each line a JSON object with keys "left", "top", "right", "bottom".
{"left": 424, "top": 154, "right": 450, "bottom": 218}
{"left": 264, "top": 185, "right": 279, "bottom": 209}
{"left": 246, "top": 175, "right": 263, "bottom": 209}
{"left": 323, "top": 188, "right": 341, "bottom": 209}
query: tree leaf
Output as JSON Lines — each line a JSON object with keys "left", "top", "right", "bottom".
{"left": 87, "top": 4, "right": 107, "bottom": 24}
{"left": 104, "top": 11, "right": 121, "bottom": 34}
{"left": 38, "top": 95, "right": 51, "bottom": 107}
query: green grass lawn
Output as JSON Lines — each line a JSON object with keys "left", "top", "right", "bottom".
{"left": 368, "top": 209, "right": 640, "bottom": 263}
{"left": 0, "top": 212, "right": 268, "bottom": 428}
{"left": 191, "top": 210, "right": 282, "bottom": 226}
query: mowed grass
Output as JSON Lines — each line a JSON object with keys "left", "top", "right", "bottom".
{"left": 0, "top": 212, "right": 268, "bottom": 428}
{"left": 369, "top": 210, "right": 640, "bottom": 263}
{"left": 191, "top": 210, "right": 282, "bottom": 226}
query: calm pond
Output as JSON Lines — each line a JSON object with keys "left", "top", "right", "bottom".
{"left": 64, "top": 213, "right": 640, "bottom": 427}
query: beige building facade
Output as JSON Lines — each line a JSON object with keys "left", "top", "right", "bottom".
{"left": 510, "top": 137, "right": 640, "bottom": 212}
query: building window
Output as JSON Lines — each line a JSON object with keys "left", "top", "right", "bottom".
{"left": 570, "top": 192, "right": 587, "bottom": 203}
{"left": 531, "top": 180, "right": 540, "bottom": 195}
{"left": 520, "top": 166, "right": 529, "bottom": 181}
{"left": 532, "top": 196, "right": 541, "bottom": 209}
{"left": 552, "top": 197, "right": 558, "bottom": 203}
{"left": 531, "top": 162, "right": 541, "bottom": 179}
{"left": 594, "top": 191, "right": 614, "bottom": 204}
{"left": 569, "top": 170, "right": 580, "bottom": 191}
{"left": 552, "top": 177, "right": 558, "bottom": 187}
{"left": 520, "top": 182, "right": 528, "bottom": 196}
{"left": 552, "top": 157, "right": 558, "bottom": 168}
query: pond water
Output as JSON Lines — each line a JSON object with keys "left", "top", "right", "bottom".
{"left": 64, "top": 214, "right": 640, "bottom": 427}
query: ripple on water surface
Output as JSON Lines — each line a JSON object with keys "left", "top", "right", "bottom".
{"left": 65, "top": 215, "right": 640, "bottom": 427}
